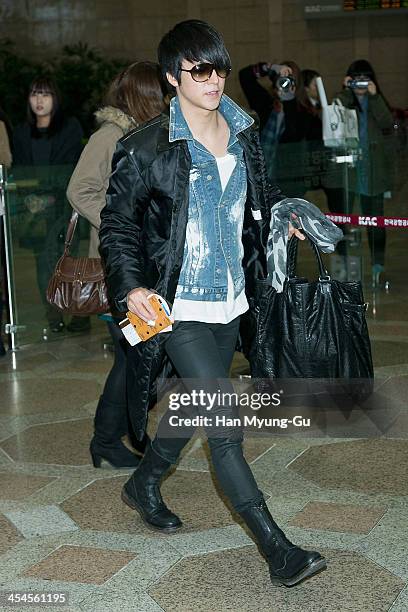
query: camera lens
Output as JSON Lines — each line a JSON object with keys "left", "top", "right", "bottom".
{"left": 277, "top": 76, "right": 293, "bottom": 90}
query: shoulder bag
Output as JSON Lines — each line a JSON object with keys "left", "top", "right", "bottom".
{"left": 249, "top": 233, "right": 373, "bottom": 385}
{"left": 46, "top": 211, "right": 109, "bottom": 315}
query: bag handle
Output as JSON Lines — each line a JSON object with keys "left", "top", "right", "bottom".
{"left": 63, "top": 210, "right": 79, "bottom": 255}
{"left": 287, "top": 231, "right": 330, "bottom": 281}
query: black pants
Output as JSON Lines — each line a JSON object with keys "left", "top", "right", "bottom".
{"left": 94, "top": 321, "right": 131, "bottom": 440}
{"left": 31, "top": 208, "right": 67, "bottom": 326}
{"left": 326, "top": 189, "right": 386, "bottom": 266}
{"left": 94, "top": 321, "right": 149, "bottom": 452}
{"left": 102, "top": 321, "right": 128, "bottom": 406}
{"left": 152, "top": 317, "right": 263, "bottom": 514}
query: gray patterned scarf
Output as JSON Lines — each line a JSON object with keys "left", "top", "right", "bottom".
{"left": 266, "top": 198, "right": 344, "bottom": 291}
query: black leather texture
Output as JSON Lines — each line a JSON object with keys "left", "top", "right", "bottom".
{"left": 249, "top": 235, "right": 374, "bottom": 381}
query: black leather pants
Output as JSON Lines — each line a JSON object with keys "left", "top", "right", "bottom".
{"left": 152, "top": 317, "right": 263, "bottom": 513}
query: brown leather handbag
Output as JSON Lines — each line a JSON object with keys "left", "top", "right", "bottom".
{"left": 46, "top": 211, "right": 109, "bottom": 315}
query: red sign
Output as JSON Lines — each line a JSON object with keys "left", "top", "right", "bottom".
{"left": 326, "top": 213, "right": 408, "bottom": 229}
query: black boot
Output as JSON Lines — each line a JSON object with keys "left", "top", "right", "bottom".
{"left": 90, "top": 396, "right": 142, "bottom": 469}
{"left": 46, "top": 304, "right": 65, "bottom": 333}
{"left": 121, "top": 442, "right": 183, "bottom": 533}
{"left": 239, "top": 499, "right": 326, "bottom": 587}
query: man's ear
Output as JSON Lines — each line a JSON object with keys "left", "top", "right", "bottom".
{"left": 166, "top": 72, "right": 179, "bottom": 88}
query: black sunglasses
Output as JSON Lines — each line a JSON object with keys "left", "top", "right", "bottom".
{"left": 180, "top": 63, "right": 232, "bottom": 82}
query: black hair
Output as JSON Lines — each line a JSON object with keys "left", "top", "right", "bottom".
{"left": 301, "top": 69, "right": 320, "bottom": 89}
{"left": 347, "top": 59, "right": 376, "bottom": 85}
{"left": 345, "top": 59, "right": 390, "bottom": 110}
{"left": 297, "top": 69, "right": 321, "bottom": 114}
{"left": 157, "top": 20, "right": 231, "bottom": 86}
{"left": 27, "top": 75, "right": 64, "bottom": 138}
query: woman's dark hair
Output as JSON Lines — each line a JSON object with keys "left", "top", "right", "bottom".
{"left": 346, "top": 59, "right": 390, "bottom": 109}
{"left": 301, "top": 69, "right": 320, "bottom": 89}
{"left": 27, "top": 76, "right": 63, "bottom": 138}
{"left": 158, "top": 19, "right": 231, "bottom": 85}
{"left": 347, "top": 59, "right": 376, "bottom": 83}
{"left": 104, "top": 61, "right": 168, "bottom": 123}
{"left": 298, "top": 68, "right": 321, "bottom": 114}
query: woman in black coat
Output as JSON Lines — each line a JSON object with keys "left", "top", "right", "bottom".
{"left": 12, "top": 76, "right": 83, "bottom": 332}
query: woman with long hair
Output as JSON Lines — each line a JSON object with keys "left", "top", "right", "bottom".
{"left": 13, "top": 76, "right": 83, "bottom": 331}
{"left": 13, "top": 76, "right": 83, "bottom": 165}
{"left": 67, "top": 61, "right": 168, "bottom": 468}
{"left": 331, "top": 59, "right": 394, "bottom": 286}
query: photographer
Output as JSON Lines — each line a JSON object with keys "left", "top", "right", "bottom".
{"left": 239, "top": 61, "right": 308, "bottom": 196}
{"left": 331, "top": 60, "right": 394, "bottom": 286}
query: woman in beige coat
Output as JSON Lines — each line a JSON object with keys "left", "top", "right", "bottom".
{"left": 67, "top": 62, "right": 168, "bottom": 467}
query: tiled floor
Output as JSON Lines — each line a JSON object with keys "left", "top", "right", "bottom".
{"left": 0, "top": 279, "right": 408, "bottom": 612}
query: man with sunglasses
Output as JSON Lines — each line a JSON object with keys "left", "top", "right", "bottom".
{"left": 100, "top": 19, "right": 326, "bottom": 588}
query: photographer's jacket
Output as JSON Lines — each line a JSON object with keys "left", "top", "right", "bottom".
{"left": 334, "top": 88, "right": 394, "bottom": 196}
{"left": 99, "top": 95, "right": 283, "bottom": 440}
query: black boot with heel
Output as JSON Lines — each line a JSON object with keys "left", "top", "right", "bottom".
{"left": 239, "top": 499, "right": 327, "bottom": 587}
{"left": 121, "top": 442, "right": 183, "bottom": 533}
{"left": 90, "top": 396, "right": 142, "bottom": 468}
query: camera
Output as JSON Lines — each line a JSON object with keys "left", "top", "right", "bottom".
{"left": 276, "top": 75, "right": 295, "bottom": 91}
{"left": 347, "top": 79, "right": 370, "bottom": 90}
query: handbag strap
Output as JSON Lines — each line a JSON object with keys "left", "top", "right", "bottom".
{"left": 287, "top": 232, "right": 330, "bottom": 281}
{"left": 333, "top": 97, "right": 346, "bottom": 109}
{"left": 63, "top": 210, "right": 79, "bottom": 255}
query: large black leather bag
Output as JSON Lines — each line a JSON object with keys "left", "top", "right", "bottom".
{"left": 249, "top": 234, "right": 374, "bottom": 380}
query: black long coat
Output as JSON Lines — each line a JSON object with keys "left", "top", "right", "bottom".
{"left": 12, "top": 117, "right": 83, "bottom": 166}
{"left": 99, "top": 110, "right": 283, "bottom": 440}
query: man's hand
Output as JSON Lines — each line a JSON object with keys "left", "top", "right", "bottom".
{"left": 127, "top": 287, "right": 158, "bottom": 323}
{"left": 288, "top": 214, "right": 305, "bottom": 241}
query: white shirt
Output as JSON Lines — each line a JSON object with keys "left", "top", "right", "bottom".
{"left": 172, "top": 153, "right": 249, "bottom": 323}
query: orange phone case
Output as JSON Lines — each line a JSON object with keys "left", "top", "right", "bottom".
{"left": 126, "top": 295, "right": 172, "bottom": 341}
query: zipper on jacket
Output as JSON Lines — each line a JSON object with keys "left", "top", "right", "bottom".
{"left": 254, "top": 304, "right": 262, "bottom": 361}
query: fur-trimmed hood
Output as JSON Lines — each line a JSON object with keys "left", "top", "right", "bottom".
{"left": 94, "top": 106, "right": 137, "bottom": 134}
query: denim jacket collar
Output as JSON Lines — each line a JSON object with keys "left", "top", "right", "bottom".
{"left": 169, "top": 94, "right": 254, "bottom": 146}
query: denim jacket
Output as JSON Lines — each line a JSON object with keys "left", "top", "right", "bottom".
{"left": 169, "top": 95, "right": 254, "bottom": 301}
